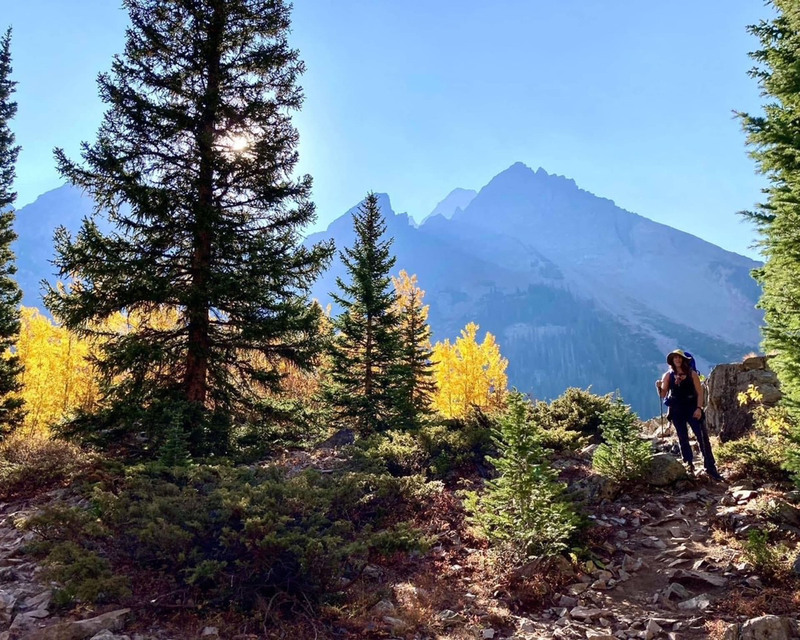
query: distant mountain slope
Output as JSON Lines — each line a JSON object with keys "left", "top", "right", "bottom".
{"left": 13, "top": 185, "right": 96, "bottom": 308}
{"left": 307, "top": 164, "right": 762, "bottom": 416}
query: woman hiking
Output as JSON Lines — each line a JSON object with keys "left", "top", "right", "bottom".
{"left": 656, "top": 349, "right": 723, "bottom": 481}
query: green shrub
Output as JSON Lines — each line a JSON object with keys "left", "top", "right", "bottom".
{"left": 716, "top": 437, "right": 790, "bottom": 482}
{"left": 418, "top": 409, "right": 495, "bottom": 477}
{"left": 592, "top": 398, "right": 652, "bottom": 484}
{"left": 535, "top": 387, "right": 614, "bottom": 440}
{"left": 44, "top": 542, "right": 130, "bottom": 607}
{"left": 743, "top": 528, "right": 792, "bottom": 582}
{"left": 23, "top": 462, "right": 436, "bottom": 613}
{"left": 352, "top": 430, "right": 427, "bottom": 476}
{"left": 721, "top": 386, "right": 795, "bottom": 482}
{"left": 465, "top": 392, "right": 579, "bottom": 564}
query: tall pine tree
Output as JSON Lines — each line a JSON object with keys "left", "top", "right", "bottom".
{"left": 0, "top": 28, "right": 24, "bottom": 436}
{"left": 739, "top": 2, "right": 800, "bottom": 415}
{"left": 391, "top": 270, "right": 435, "bottom": 428}
{"left": 327, "top": 193, "right": 401, "bottom": 434}
{"left": 45, "top": 1, "right": 332, "bottom": 454}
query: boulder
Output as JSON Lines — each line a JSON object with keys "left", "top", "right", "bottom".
{"left": 18, "top": 609, "right": 130, "bottom": 640}
{"left": 705, "top": 356, "right": 781, "bottom": 442}
{"left": 765, "top": 498, "right": 800, "bottom": 528}
{"left": 643, "top": 453, "right": 687, "bottom": 486}
{"left": 722, "top": 615, "right": 798, "bottom": 640}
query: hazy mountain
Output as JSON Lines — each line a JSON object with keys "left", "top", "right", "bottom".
{"left": 13, "top": 184, "right": 97, "bottom": 308}
{"left": 12, "top": 166, "right": 762, "bottom": 417}
{"left": 419, "top": 188, "right": 477, "bottom": 225}
{"left": 308, "top": 163, "right": 762, "bottom": 416}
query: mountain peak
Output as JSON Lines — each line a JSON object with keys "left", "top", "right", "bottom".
{"left": 421, "top": 188, "right": 478, "bottom": 225}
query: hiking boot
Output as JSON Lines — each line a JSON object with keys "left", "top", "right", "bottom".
{"left": 707, "top": 468, "right": 725, "bottom": 482}
{"left": 684, "top": 462, "right": 696, "bottom": 478}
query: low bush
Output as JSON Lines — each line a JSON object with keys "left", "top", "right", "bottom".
{"left": 742, "top": 528, "right": 793, "bottom": 583}
{"left": 23, "top": 461, "right": 437, "bottom": 614}
{"left": 534, "top": 387, "right": 614, "bottom": 440}
{"left": 716, "top": 437, "right": 790, "bottom": 482}
{"left": 0, "top": 431, "right": 95, "bottom": 500}
{"left": 718, "top": 386, "right": 795, "bottom": 483}
{"left": 419, "top": 409, "right": 495, "bottom": 477}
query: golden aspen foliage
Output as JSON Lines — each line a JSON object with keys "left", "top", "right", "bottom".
{"left": 391, "top": 270, "right": 436, "bottom": 422}
{"left": 392, "top": 271, "right": 430, "bottom": 327}
{"left": 15, "top": 307, "right": 99, "bottom": 434}
{"left": 432, "top": 322, "right": 508, "bottom": 419}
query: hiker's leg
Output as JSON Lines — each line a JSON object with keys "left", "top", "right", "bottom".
{"left": 689, "top": 414, "right": 718, "bottom": 473}
{"left": 672, "top": 415, "right": 693, "bottom": 464}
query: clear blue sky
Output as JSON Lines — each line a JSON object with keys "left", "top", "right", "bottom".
{"left": 4, "top": 1, "right": 768, "bottom": 259}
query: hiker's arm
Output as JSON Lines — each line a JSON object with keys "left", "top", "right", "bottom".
{"left": 656, "top": 371, "right": 670, "bottom": 398}
{"left": 692, "top": 371, "right": 703, "bottom": 418}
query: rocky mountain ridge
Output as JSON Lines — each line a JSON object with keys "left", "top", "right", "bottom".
{"left": 11, "top": 163, "right": 763, "bottom": 416}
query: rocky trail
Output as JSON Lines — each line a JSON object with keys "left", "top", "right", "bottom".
{"left": 1, "top": 450, "right": 800, "bottom": 640}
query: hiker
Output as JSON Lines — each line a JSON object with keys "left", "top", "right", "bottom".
{"left": 656, "top": 349, "right": 723, "bottom": 481}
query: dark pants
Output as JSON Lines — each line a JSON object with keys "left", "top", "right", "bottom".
{"left": 671, "top": 409, "right": 718, "bottom": 472}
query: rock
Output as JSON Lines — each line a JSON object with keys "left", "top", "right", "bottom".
{"left": 8, "top": 613, "right": 38, "bottom": 638}
{"left": 18, "top": 608, "right": 130, "bottom": 640}
{"left": 641, "top": 538, "right": 667, "bottom": 550}
{"left": 722, "top": 615, "right": 798, "bottom": 640}
{"left": 371, "top": 600, "right": 395, "bottom": 616}
{"left": 668, "top": 568, "right": 727, "bottom": 588}
{"left": 22, "top": 592, "right": 50, "bottom": 612}
{"left": 0, "top": 589, "right": 17, "bottom": 616}
{"left": 518, "top": 619, "right": 537, "bottom": 634}
{"left": 706, "top": 357, "right": 781, "bottom": 441}
{"left": 643, "top": 454, "right": 687, "bottom": 486}
{"left": 572, "top": 475, "right": 621, "bottom": 503}
{"left": 435, "top": 610, "right": 464, "bottom": 627}
{"left": 568, "top": 583, "right": 589, "bottom": 595}
{"left": 88, "top": 633, "right": 129, "bottom": 640}
{"left": 645, "top": 619, "right": 662, "bottom": 640}
{"left": 764, "top": 498, "right": 800, "bottom": 527}
{"left": 677, "top": 594, "right": 711, "bottom": 610}
{"left": 559, "top": 595, "right": 579, "bottom": 608}
{"left": 382, "top": 616, "right": 406, "bottom": 631}
{"left": 569, "top": 607, "right": 605, "bottom": 620}
{"left": 621, "top": 556, "right": 643, "bottom": 572}
{"left": 664, "top": 582, "right": 690, "bottom": 600}
{"left": 362, "top": 564, "right": 383, "bottom": 578}
{"left": 200, "top": 628, "right": 218, "bottom": 638}
{"left": 316, "top": 428, "right": 355, "bottom": 449}
{"left": 482, "top": 629, "right": 495, "bottom": 639}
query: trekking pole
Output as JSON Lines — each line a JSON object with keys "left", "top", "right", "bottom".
{"left": 657, "top": 381, "right": 666, "bottom": 438}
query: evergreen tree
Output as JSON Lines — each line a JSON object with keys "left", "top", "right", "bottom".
{"left": 45, "top": 1, "right": 332, "bottom": 454}
{"left": 739, "top": 2, "right": 800, "bottom": 415}
{"left": 465, "top": 392, "right": 578, "bottom": 562}
{"left": 592, "top": 397, "right": 652, "bottom": 484}
{"left": 391, "top": 270, "right": 435, "bottom": 428}
{"left": 0, "top": 28, "right": 24, "bottom": 436}
{"left": 327, "top": 193, "right": 401, "bottom": 434}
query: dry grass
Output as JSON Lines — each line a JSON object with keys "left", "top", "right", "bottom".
{"left": 705, "top": 619, "right": 732, "bottom": 640}
{"left": 715, "top": 585, "right": 800, "bottom": 617}
{"left": 0, "top": 430, "right": 94, "bottom": 499}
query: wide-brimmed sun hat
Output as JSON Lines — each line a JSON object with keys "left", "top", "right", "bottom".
{"left": 667, "top": 349, "right": 689, "bottom": 367}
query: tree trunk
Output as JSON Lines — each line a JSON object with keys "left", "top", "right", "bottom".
{"left": 185, "top": 5, "right": 224, "bottom": 407}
